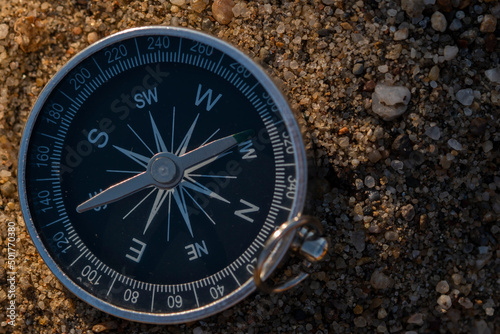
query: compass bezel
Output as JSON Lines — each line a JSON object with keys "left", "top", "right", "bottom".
{"left": 18, "top": 26, "right": 308, "bottom": 324}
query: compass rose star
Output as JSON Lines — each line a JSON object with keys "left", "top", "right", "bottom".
{"left": 106, "top": 111, "right": 236, "bottom": 239}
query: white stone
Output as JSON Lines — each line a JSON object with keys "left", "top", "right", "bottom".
{"left": 371, "top": 83, "right": 411, "bottom": 121}
{"left": 456, "top": 88, "right": 474, "bottom": 106}
{"left": 443, "top": 45, "right": 459, "bottom": 61}
{"left": 431, "top": 11, "right": 447, "bottom": 32}
{"left": 485, "top": 67, "right": 500, "bottom": 84}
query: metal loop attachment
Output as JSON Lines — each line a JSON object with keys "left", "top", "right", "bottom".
{"left": 254, "top": 216, "right": 328, "bottom": 294}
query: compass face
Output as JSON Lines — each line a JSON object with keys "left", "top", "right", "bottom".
{"left": 19, "top": 27, "right": 307, "bottom": 323}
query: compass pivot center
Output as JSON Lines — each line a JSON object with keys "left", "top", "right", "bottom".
{"left": 150, "top": 156, "right": 178, "bottom": 184}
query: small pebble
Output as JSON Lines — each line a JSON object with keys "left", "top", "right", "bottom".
{"left": 378, "top": 307, "right": 388, "bottom": 319}
{"left": 368, "top": 150, "right": 382, "bottom": 163}
{"left": 378, "top": 65, "right": 389, "bottom": 73}
{"left": 354, "top": 316, "right": 367, "bottom": 328}
{"left": 401, "top": 204, "right": 415, "bottom": 221}
{"left": 431, "top": 11, "right": 447, "bottom": 32}
{"left": 443, "top": 45, "right": 459, "bottom": 61}
{"left": 449, "top": 18, "right": 463, "bottom": 31}
{"left": 407, "top": 313, "right": 424, "bottom": 325}
{"left": 447, "top": 138, "right": 463, "bottom": 151}
{"left": 92, "top": 321, "right": 118, "bottom": 333}
{"left": 425, "top": 126, "right": 441, "bottom": 140}
{"left": 370, "top": 271, "right": 394, "bottom": 289}
{"left": 87, "top": 32, "right": 99, "bottom": 44}
{"left": 191, "top": 0, "right": 207, "bottom": 13}
{"left": 170, "top": 0, "right": 186, "bottom": 5}
{"left": 437, "top": 295, "right": 452, "bottom": 311}
{"left": 353, "top": 61, "right": 364, "bottom": 76}
{"left": 485, "top": 67, "right": 500, "bottom": 84}
{"left": 459, "top": 297, "right": 473, "bottom": 309}
{"left": 391, "top": 159, "right": 404, "bottom": 170}
{"left": 384, "top": 230, "right": 399, "bottom": 241}
{"left": 394, "top": 28, "right": 409, "bottom": 41}
{"left": 456, "top": 88, "right": 474, "bottom": 106}
{"left": 428, "top": 65, "right": 440, "bottom": 81}
{"left": 365, "top": 175, "right": 376, "bottom": 188}
{"left": 401, "top": 0, "right": 425, "bottom": 17}
{"left": 483, "top": 141, "right": 493, "bottom": 153}
{"left": 0, "top": 24, "right": 9, "bottom": 39}
{"left": 212, "top": 0, "right": 235, "bottom": 25}
{"left": 371, "top": 83, "right": 411, "bottom": 121}
{"left": 436, "top": 280, "right": 450, "bottom": 294}
{"left": 451, "top": 273, "right": 463, "bottom": 285}
{"left": 480, "top": 14, "right": 497, "bottom": 33}
{"left": 351, "top": 230, "right": 366, "bottom": 252}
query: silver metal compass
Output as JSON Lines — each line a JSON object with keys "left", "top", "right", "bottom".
{"left": 18, "top": 26, "right": 327, "bottom": 324}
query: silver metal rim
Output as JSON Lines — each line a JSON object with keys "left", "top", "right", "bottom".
{"left": 18, "top": 26, "right": 308, "bottom": 324}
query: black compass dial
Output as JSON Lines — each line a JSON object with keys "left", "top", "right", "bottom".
{"left": 19, "top": 27, "right": 307, "bottom": 323}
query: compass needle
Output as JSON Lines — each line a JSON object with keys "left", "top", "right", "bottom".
{"left": 19, "top": 27, "right": 315, "bottom": 324}
{"left": 179, "top": 129, "right": 255, "bottom": 172}
{"left": 76, "top": 172, "right": 154, "bottom": 213}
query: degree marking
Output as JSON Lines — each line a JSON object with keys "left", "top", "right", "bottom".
{"left": 93, "top": 58, "right": 107, "bottom": 78}
{"left": 106, "top": 274, "right": 117, "bottom": 296}
{"left": 135, "top": 38, "right": 143, "bottom": 65}
{"left": 151, "top": 288, "right": 155, "bottom": 312}
{"left": 214, "top": 53, "right": 224, "bottom": 74}
{"left": 69, "top": 250, "right": 86, "bottom": 267}
{"left": 230, "top": 269, "right": 241, "bottom": 287}
{"left": 177, "top": 37, "right": 182, "bottom": 62}
{"left": 192, "top": 285, "right": 200, "bottom": 308}
{"left": 59, "top": 90, "right": 78, "bottom": 104}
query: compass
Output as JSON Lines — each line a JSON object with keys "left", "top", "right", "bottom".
{"left": 18, "top": 26, "right": 326, "bottom": 324}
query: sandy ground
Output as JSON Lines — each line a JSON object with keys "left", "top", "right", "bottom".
{"left": 0, "top": 0, "right": 499, "bottom": 333}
